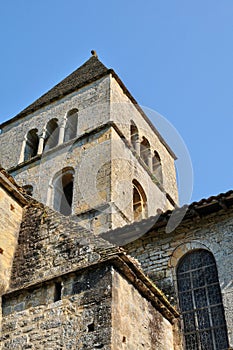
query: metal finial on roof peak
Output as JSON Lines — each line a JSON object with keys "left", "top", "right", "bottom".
{"left": 91, "top": 50, "right": 98, "bottom": 58}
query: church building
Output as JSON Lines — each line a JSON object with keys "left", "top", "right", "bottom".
{"left": 0, "top": 52, "right": 232, "bottom": 349}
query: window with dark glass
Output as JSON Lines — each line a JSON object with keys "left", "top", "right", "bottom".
{"left": 177, "top": 249, "right": 229, "bottom": 350}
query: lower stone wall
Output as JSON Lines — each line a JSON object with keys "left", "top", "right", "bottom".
{"left": 1, "top": 261, "right": 180, "bottom": 350}
{"left": 1, "top": 265, "right": 112, "bottom": 350}
{"left": 111, "top": 269, "right": 179, "bottom": 350}
{"left": 124, "top": 210, "right": 233, "bottom": 347}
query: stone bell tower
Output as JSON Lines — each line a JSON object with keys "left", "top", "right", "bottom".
{"left": 0, "top": 52, "right": 178, "bottom": 234}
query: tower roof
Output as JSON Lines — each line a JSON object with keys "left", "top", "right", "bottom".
{"left": 0, "top": 53, "right": 176, "bottom": 159}
{"left": 8, "top": 55, "right": 109, "bottom": 122}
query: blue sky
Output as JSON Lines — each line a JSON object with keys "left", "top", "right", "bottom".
{"left": 0, "top": 1, "right": 232, "bottom": 203}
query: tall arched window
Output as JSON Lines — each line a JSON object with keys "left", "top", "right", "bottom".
{"left": 140, "top": 137, "right": 150, "bottom": 166}
{"left": 177, "top": 249, "right": 229, "bottom": 350}
{"left": 64, "top": 109, "right": 78, "bottom": 142}
{"left": 43, "top": 119, "right": 59, "bottom": 152}
{"left": 130, "top": 121, "right": 139, "bottom": 151}
{"left": 24, "top": 129, "right": 39, "bottom": 161}
{"left": 152, "top": 151, "right": 163, "bottom": 184}
{"left": 133, "top": 179, "right": 147, "bottom": 221}
{"left": 52, "top": 167, "right": 74, "bottom": 216}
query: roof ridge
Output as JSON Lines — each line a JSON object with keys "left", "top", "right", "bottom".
{"left": 0, "top": 55, "right": 109, "bottom": 127}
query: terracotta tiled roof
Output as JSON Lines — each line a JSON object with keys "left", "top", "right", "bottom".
{"left": 102, "top": 190, "right": 233, "bottom": 245}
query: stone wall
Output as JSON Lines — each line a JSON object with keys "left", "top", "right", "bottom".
{"left": 124, "top": 208, "right": 233, "bottom": 347}
{"left": 1, "top": 260, "right": 180, "bottom": 350}
{"left": 8, "top": 201, "right": 119, "bottom": 292}
{"left": 0, "top": 186, "right": 23, "bottom": 294}
{"left": 1, "top": 265, "right": 113, "bottom": 350}
{"left": 111, "top": 268, "right": 179, "bottom": 350}
{"left": 0, "top": 73, "right": 178, "bottom": 236}
{"left": 110, "top": 76, "right": 178, "bottom": 205}
{"left": 0, "top": 76, "right": 111, "bottom": 170}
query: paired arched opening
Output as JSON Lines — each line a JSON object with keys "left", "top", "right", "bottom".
{"left": 64, "top": 109, "right": 78, "bottom": 142}
{"left": 52, "top": 167, "right": 75, "bottom": 216}
{"left": 177, "top": 249, "right": 229, "bottom": 349}
{"left": 24, "top": 129, "right": 39, "bottom": 162}
{"left": 43, "top": 119, "right": 59, "bottom": 152}
{"left": 133, "top": 179, "right": 147, "bottom": 221}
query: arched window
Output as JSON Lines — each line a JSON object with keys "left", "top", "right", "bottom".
{"left": 24, "top": 129, "right": 39, "bottom": 161}
{"left": 140, "top": 137, "right": 150, "bottom": 166}
{"left": 177, "top": 249, "right": 229, "bottom": 350}
{"left": 152, "top": 151, "right": 163, "bottom": 184}
{"left": 52, "top": 167, "right": 74, "bottom": 216}
{"left": 43, "top": 119, "right": 59, "bottom": 152}
{"left": 133, "top": 179, "right": 147, "bottom": 221}
{"left": 64, "top": 109, "right": 78, "bottom": 142}
{"left": 130, "top": 121, "right": 139, "bottom": 150}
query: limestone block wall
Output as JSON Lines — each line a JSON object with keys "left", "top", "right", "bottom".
{"left": 1, "top": 260, "right": 180, "bottom": 350}
{"left": 110, "top": 76, "right": 178, "bottom": 205}
{"left": 8, "top": 202, "right": 120, "bottom": 292}
{"left": 0, "top": 186, "right": 23, "bottom": 294}
{"left": 110, "top": 127, "right": 169, "bottom": 225}
{"left": 0, "top": 75, "right": 111, "bottom": 170}
{"left": 11, "top": 127, "right": 112, "bottom": 216}
{"left": 124, "top": 209, "right": 233, "bottom": 347}
{"left": 111, "top": 269, "right": 178, "bottom": 350}
{"left": 1, "top": 265, "right": 113, "bottom": 350}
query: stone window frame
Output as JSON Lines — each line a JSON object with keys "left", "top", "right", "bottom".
{"left": 169, "top": 241, "right": 229, "bottom": 350}
{"left": 47, "top": 166, "right": 75, "bottom": 216}
{"left": 64, "top": 108, "right": 79, "bottom": 143}
{"left": 132, "top": 179, "right": 148, "bottom": 221}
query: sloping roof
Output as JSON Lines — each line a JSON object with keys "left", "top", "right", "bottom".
{"left": 0, "top": 53, "right": 176, "bottom": 158}
{"left": 0, "top": 167, "right": 28, "bottom": 205}
{"left": 102, "top": 189, "right": 233, "bottom": 245}
{"left": 2, "top": 55, "right": 109, "bottom": 124}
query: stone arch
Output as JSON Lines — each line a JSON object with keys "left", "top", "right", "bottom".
{"left": 132, "top": 179, "right": 147, "bottom": 221}
{"left": 140, "top": 136, "right": 150, "bottom": 167}
{"left": 152, "top": 150, "right": 163, "bottom": 184}
{"left": 23, "top": 129, "right": 39, "bottom": 162}
{"left": 176, "top": 248, "right": 229, "bottom": 349}
{"left": 169, "top": 241, "right": 211, "bottom": 269}
{"left": 64, "top": 108, "right": 78, "bottom": 142}
{"left": 43, "top": 118, "right": 59, "bottom": 152}
{"left": 50, "top": 167, "right": 75, "bottom": 216}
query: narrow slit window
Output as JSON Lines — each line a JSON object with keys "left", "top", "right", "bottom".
{"left": 130, "top": 121, "right": 139, "bottom": 150}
